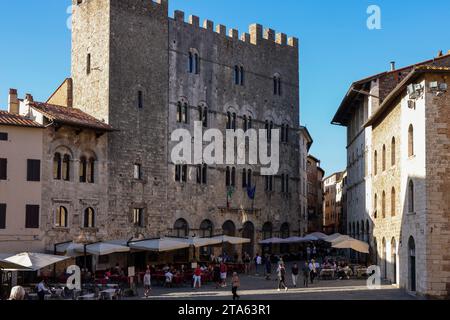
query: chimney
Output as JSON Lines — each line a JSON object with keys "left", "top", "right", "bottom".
{"left": 390, "top": 61, "right": 396, "bottom": 71}
{"left": 25, "top": 93, "right": 34, "bottom": 103}
{"left": 8, "top": 88, "right": 19, "bottom": 114}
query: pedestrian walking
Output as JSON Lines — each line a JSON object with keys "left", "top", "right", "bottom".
{"left": 193, "top": 265, "right": 202, "bottom": 289}
{"left": 276, "top": 263, "right": 288, "bottom": 292}
{"left": 264, "top": 255, "right": 272, "bottom": 280}
{"left": 243, "top": 253, "right": 251, "bottom": 275}
{"left": 231, "top": 272, "right": 240, "bottom": 300}
{"left": 143, "top": 269, "right": 152, "bottom": 298}
{"left": 213, "top": 263, "right": 221, "bottom": 289}
{"left": 291, "top": 263, "right": 299, "bottom": 287}
{"left": 302, "top": 262, "right": 310, "bottom": 287}
{"left": 220, "top": 262, "right": 228, "bottom": 287}
{"left": 309, "top": 259, "right": 317, "bottom": 284}
{"left": 255, "top": 253, "right": 262, "bottom": 275}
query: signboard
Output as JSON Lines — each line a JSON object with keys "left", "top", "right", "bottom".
{"left": 128, "top": 266, "right": 135, "bottom": 277}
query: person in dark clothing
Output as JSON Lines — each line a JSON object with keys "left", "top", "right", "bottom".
{"left": 264, "top": 255, "right": 272, "bottom": 280}
{"left": 213, "top": 264, "right": 221, "bottom": 289}
{"left": 291, "top": 263, "right": 299, "bottom": 287}
{"left": 302, "top": 262, "right": 310, "bottom": 287}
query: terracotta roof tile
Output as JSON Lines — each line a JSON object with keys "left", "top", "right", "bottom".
{"left": 31, "top": 102, "right": 113, "bottom": 131}
{"left": 0, "top": 110, "right": 43, "bottom": 128}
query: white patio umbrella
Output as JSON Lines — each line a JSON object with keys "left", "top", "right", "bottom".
{"left": 76, "top": 242, "right": 130, "bottom": 256}
{"left": 2, "top": 252, "right": 70, "bottom": 271}
{"left": 55, "top": 242, "right": 84, "bottom": 257}
{"left": 176, "top": 237, "right": 223, "bottom": 248}
{"left": 332, "top": 238, "right": 370, "bottom": 254}
{"left": 0, "top": 258, "right": 32, "bottom": 271}
{"left": 323, "top": 233, "right": 348, "bottom": 243}
{"left": 128, "top": 238, "right": 191, "bottom": 252}
{"left": 211, "top": 235, "right": 251, "bottom": 245}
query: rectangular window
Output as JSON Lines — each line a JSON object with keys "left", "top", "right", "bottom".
{"left": 133, "top": 208, "right": 144, "bottom": 227}
{"left": 0, "top": 204, "right": 6, "bottom": 229}
{"left": 27, "top": 159, "right": 41, "bottom": 182}
{"left": 0, "top": 158, "right": 6, "bottom": 180}
{"left": 86, "top": 53, "right": 91, "bottom": 75}
{"left": 25, "top": 205, "right": 39, "bottom": 229}
{"left": 0, "top": 132, "right": 8, "bottom": 141}
{"left": 134, "top": 164, "right": 142, "bottom": 180}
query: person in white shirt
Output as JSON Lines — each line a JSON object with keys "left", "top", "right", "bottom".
{"left": 165, "top": 271, "right": 173, "bottom": 288}
{"left": 37, "top": 279, "right": 51, "bottom": 301}
{"left": 255, "top": 254, "right": 262, "bottom": 275}
{"left": 143, "top": 269, "right": 152, "bottom": 298}
{"left": 309, "top": 260, "right": 317, "bottom": 284}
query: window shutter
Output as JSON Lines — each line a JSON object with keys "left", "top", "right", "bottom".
{"left": 25, "top": 205, "right": 39, "bottom": 229}
{"left": 0, "top": 204, "right": 6, "bottom": 229}
{"left": 0, "top": 158, "right": 6, "bottom": 180}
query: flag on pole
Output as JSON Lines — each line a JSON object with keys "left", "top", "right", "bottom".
{"left": 226, "top": 187, "right": 235, "bottom": 208}
{"left": 247, "top": 185, "right": 256, "bottom": 200}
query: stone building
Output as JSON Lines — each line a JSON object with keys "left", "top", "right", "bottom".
{"left": 323, "top": 171, "right": 345, "bottom": 234}
{"left": 299, "top": 126, "right": 313, "bottom": 236}
{"left": 364, "top": 65, "right": 450, "bottom": 298}
{"left": 0, "top": 88, "right": 112, "bottom": 261}
{"left": 69, "top": 0, "right": 301, "bottom": 259}
{"left": 306, "top": 155, "right": 324, "bottom": 233}
{"left": 332, "top": 52, "right": 450, "bottom": 298}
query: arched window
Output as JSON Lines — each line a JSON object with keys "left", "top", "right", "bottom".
{"left": 242, "top": 169, "right": 247, "bottom": 188}
{"left": 84, "top": 207, "right": 95, "bottom": 228}
{"left": 408, "top": 125, "right": 414, "bottom": 157}
{"left": 262, "top": 222, "right": 273, "bottom": 240}
{"left": 222, "top": 220, "right": 236, "bottom": 236}
{"left": 374, "top": 150, "right": 378, "bottom": 175}
{"left": 366, "top": 220, "right": 370, "bottom": 242}
{"left": 87, "top": 158, "right": 95, "bottom": 183}
{"left": 391, "top": 137, "right": 396, "bottom": 166}
{"left": 240, "top": 66, "right": 244, "bottom": 85}
{"left": 198, "top": 106, "right": 208, "bottom": 128}
{"left": 194, "top": 53, "right": 200, "bottom": 74}
{"left": 182, "top": 102, "right": 188, "bottom": 124}
{"left": 280, "top": 124, "right": 285, "bottom": 142}
{"left": 234, "top": 65, "right": 244, "bottom": 86}
{"left": 232, "top": 113, "right": 237, "bottom": 130}
{"left": 202, "top": 164, "right": 207, "bottom": 184}
{"left": 373, "top": 193, "right": 378, "bottom": 218}
{"left": 56, "top": 206, "right": 68, "bottom": 228}
{"left": 199, "top": 220, "right": 213, "bottom": 238}
{"left": 53, "top": 153, "right": 62, "bottom": 180}
{"left": 382, "top": 237, "right": 387, "bottom": 278}
{"left": 226, "top": 112, "right": 232, "bottom": 129}
{"left": 352, "top": 222, "right": 356, "bottom": 238}
{"left": 234, "top": 66, "right": 239, "bottom": 85}
{"left": 247, "top": 169, "right": 252, "bottom": 188}
{"left": 226, "top": 166, "right": 230, "bottom": 187}
{"left": 382, "top": 145, "right": 386, "bottom": 171}
{"left": 356, "top": 221, "right": 360, "bottom": 239}
{"left": 79, "top": 157, "right": 87, "bottom": 183}
{"left": 408, "top": 180, "right": 415, "bottom": 213}
{"left": 382, "top": 191, "right": 386, "bottom": 218}
{"left": 174, "top": 218, "right": 189, "bottom": 238}
{"left": 62, "top": 155, "right": 70, "bottom": 181}
{"left": 243, "top": 115, "right": 248, "bottom": 131}
{"left": 231, "top": 167, "right": 236, "bottom": 187}
{"left": 273, "top": 75, "right": 282, "bottom": 96}
{"left": 391, "top": 187, "right": 396, "bottom": 216}
{"left": 361, "top": 220, "right": 365, "bottom": 242}
{"left": 373, "top": 237, "right": 378, "bottom": 266}
{"left": 188, "top": 51, "right": 200, "bottom": 74}
{"left": 408, "top": 236, "right": 416, "bottom": 292}
{"left": 188, "top": 52, "right": 193, "bottom": 73}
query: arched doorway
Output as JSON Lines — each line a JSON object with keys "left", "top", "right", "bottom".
{"left": 391, "top": 237, "right": 397, "bottom": 284}
{"left": 242, "top": 222, "right": 255, "bottom": 257}
{"left": 280, "top": 223, "right": 290, "bottom": 254}
{"left": 408, "top": 236, "right": 416, "bottom": 292}
{"left": 262, "top": 222, "right": 273, "bottom": 255}
{"left": 222, "top": 220, "right": 236, "bottom": 256}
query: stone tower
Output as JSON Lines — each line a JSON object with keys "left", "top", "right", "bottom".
{"left": 71, "top": 0, "right": 169, "bottom": 239}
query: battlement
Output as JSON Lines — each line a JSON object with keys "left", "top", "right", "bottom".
{"left": 171, "top": 9, "right": 298, "bottom": 49}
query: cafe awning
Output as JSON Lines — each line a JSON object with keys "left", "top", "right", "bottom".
{"left": 1, "top": 252, "right": 70, "bottom": 271}
{"left": 308, "top": 232, "right": 328, "bottom": 240}
{"left": 76, "top": 242, "right": 130, "bottom": 256}
{"left": 128, "top": 238, "right": 191, "bottom": 252}
{"left": 323, "top": 233, "right": 349, "bottom": 243}
{"left": 332, "top": 238, "right": 370, "bottom": 254}
{"left": 0, "top": 257, "right": 32, "bottom": 271}
{"left": 55, "top": 242, "right": 84, "bottom": 257}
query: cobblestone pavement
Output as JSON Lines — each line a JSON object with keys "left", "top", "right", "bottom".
{"left": 126, "top": 274, "right": 416, "bottom": 300}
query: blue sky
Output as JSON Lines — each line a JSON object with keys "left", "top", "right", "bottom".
{"left": 1, "top": 0, "right": 450, "bottom": 175}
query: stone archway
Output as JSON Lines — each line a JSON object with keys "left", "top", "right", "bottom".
{"left": 242, "top": 221, "right": 255, "bottom": 257}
